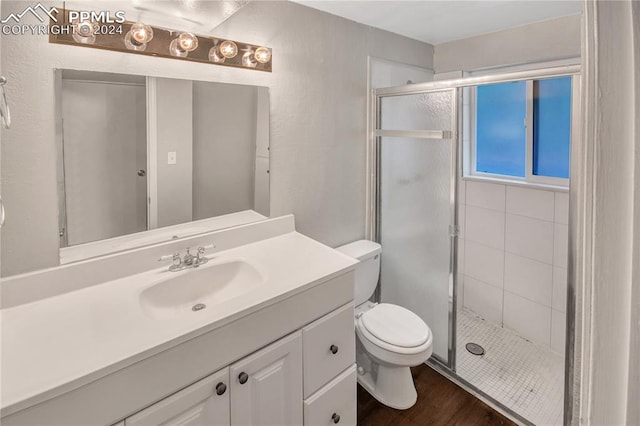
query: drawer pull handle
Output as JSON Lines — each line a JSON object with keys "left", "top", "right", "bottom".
{"left": 216, "top": 382, "right": 227, "bottom": 395}
{"left": 332, "top": 413, "right": 340, "bottom": 424}
{"left": 330, "top": 344, "right": 339, "bottom": 355}
{"left": 238, "top": 372, "right": 249, "bottom": 384}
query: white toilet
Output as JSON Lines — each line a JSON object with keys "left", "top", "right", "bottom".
{"left": 336, "top": 240, "right": 432, "bottom": 410}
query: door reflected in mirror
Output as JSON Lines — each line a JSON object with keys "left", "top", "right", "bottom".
{"left": 56, "top": 70, "right": 269, "bottom": 252}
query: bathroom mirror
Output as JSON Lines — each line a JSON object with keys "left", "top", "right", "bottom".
{"left": 55, "top": 69, "right": 269, "bottom": 260}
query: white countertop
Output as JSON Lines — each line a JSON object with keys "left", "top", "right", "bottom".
{"left": 1, "top": 231, "right": 356, "bottom": 416}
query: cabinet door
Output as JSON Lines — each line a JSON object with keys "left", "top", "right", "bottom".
{"left": 230, "top": 331, "right": 303, "bottom": 426}
{"left": 125, "top": 367, "right": 230, "bottom": 426}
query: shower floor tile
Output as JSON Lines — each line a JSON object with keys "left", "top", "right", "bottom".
{"left": 456, "top": 307, "right": 565, "bottom": 426}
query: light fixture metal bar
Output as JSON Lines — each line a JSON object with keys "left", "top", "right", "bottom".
{"left": 48, "top": 9, "right": 272, "bottom": 73}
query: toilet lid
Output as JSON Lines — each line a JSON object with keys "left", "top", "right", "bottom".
{"left": 361, "top": 303, "right": 430, "bottom": 348}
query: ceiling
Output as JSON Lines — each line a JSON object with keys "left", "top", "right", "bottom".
{"left": 291, "top": 1, "right": 582, "bottom": 45}
{"left": 64, "top": 1, "right": 250, "bottom": 34}
{"left": 63, "top": 1, "right": 581, "bottom": 44}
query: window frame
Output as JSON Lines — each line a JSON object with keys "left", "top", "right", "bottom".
{"left": 465, "top": 73, "right": 580, "bottom": 189}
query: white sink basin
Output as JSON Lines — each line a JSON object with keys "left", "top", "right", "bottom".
{"left": 140, "top": 259, "right": 264, "bottom": 320}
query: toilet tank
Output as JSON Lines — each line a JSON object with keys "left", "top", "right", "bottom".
{"left": 335, "top": 240, "right": 382, "bottom": 306}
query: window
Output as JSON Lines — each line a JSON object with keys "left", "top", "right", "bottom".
{"left": 476, "top": 81, "right": 527, "bottom": 177}
{"left": 470, "top": 76, "right": 573, "bottom": 185}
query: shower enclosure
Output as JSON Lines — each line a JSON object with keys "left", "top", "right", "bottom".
{"left": 374, "top": 89, "right": 458, "bottom": 367}
{"left": 371, "top": 65, "right": 580, "bottom": 424}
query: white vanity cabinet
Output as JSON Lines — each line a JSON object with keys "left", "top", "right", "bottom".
{"left": 123, "top": 332, "right": 302, "bottom": 426}
{"left": 125, "top": 368, "right": 230, "bottom": 426}
{"left": 116, "top": 305, "right": 356, "bottom": 426}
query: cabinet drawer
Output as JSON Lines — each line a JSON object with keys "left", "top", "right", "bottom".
{"left": 304, "top": 365, "right": 356, "bottom": 426}
{"left": 302, "top": 303, "right": 354, "bottom": 398}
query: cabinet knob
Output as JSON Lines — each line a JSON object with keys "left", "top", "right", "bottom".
{"left": 330, "top": 344, "right": 339, "bottom": 355}
{"left": 332, "top": 413, "right": 340, "bottom": 424}
{"left": 215, "top": 382, "right": 226, "bottom": 395}
{"left": 238, "top": 372, "right": 249, "bottom": 384}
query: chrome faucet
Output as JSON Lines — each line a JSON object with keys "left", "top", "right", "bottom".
{"left": 182, "top": 248, "right": 197, "bottom": 267}
{"left": 159, "top": 244, "right": 215, "bottom": 272}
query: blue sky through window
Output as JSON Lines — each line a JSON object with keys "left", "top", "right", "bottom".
{"left": 533, "top": 77, "right": 572, "bottom": 179}
{"left": 476, "top": 81, "right": 527, "bottom": 177}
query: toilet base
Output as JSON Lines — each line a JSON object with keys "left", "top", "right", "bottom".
{"left": 357, "top": 364, "right": 418, "bottom": 410}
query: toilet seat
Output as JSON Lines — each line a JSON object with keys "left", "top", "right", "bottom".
{"left": 356, "top": 303, "right": 432, "bottom": 355}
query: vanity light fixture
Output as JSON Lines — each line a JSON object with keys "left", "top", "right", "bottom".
{"left": 170, "top": 32, "right": 199, "bottom": 57}
{"left": 242, "top": 49, "right": 258, "bottom": 68}
{"left": 49, "top": 9, "right": 273, "bottom": 72}
{"left": 219, "top": 40, "right": 238, "bottom": 58}
{"left": 71, "top": 18, "right": 97, "bottom": 44}
{"left": 124, "top": 22, "right": 154, "bottom": 51}
{"left": 242, "top": 46, "right": 272, "bottom": 68}
{"left": 254, "top": 47, "right": 272, "bottom": 64}
{"left": 209, "top": 41, "right": 225, "bottom": 63}
{"left": 208, "top": 39, "right": 238, "bottom": 63}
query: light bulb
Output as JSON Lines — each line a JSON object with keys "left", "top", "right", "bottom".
{"left": 219, "top": 40, "right": 238, "bottom": 58}
{"left": 242, "top": 50, "right": 257, "bottom": 68}
{"left": 178, "top": 32, "right": 198, "bottom": 51}
{"left": 208, "top": 44, "right": 225, "bottom": 63}
{"left": 170, "top": 32, "right": 198, "bottom": 57}
{"left": 254, "top": 47, "right": 271, "bottom": 64}
{"left": 133, "top": 23, "right": 153, "bottom": 43}
{"left": 72, "top": 19, "right": 96, "bottom": 44}
{"left": 124, "top": 22, "right": 153, "bottom": 51}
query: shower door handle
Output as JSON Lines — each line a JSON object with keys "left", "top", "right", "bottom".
{"left": 449, "top": 224, "right": 460, "bottom": 237}
{"left": 0, "top": 197, "right": 5, "bottom": 228}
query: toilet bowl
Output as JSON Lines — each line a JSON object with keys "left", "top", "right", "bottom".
{"left": 336, "top": 240, "right": 433, "bottom": 410}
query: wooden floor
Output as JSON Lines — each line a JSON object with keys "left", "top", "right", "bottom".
{"left": 357, "top": 364, "right": 518, "bottom": 426}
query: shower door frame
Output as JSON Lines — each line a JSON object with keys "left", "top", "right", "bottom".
{"left": 372, "top": 87, "right": 460, "bottom": 369}
{"left": 369, "top": 64, "right": 581, "bottom": 423}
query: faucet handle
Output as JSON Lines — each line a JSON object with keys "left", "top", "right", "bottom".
{"left": 158, "top": 252, "right": 183, "bottom": 271}
{"left": 198, "top": 244, "right": 215, "bottom": 254}
{"left": 198, "top": 244, "right": 215, "bottom": 255}
{"left": 196, "top": 244, "right": 215, "bottom": 263}
{"left": 158, "top": 252, "right": 180, "bottom": 262}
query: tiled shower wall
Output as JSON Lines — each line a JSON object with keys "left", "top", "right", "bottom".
{"left": 457, "top": 180, "right": 568, "bottom": 354}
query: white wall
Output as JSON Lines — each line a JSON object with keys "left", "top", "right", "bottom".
{"left": 458, "top": 180, "right": 568, "bottom": 354}
{"left": 369, "top": 57, "right": 434, "bottom": 88}
{"left": 192, "top": 82, "right": 257, "bottom": 220}
{"left": 629, "top": 6, "right": 640, "bottom": 425}
{"left": 154, "top": 78, "right": 193, "bottom": 228}
{"left": 434, "top": 15, "right": 581, "bottom": 73}
{"left": 0, "top": 15, "right": 3, "bottom": 279}
{"left": 573, "top": 1, "right": 639, "bottom": 424}
{"left": 0, "top": 0, "right": 433, "bottom": 276}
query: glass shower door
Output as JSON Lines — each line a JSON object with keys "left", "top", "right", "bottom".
{"left": 376, "top": 89, "right": 457, "bottom": 366}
